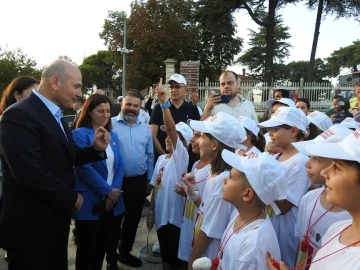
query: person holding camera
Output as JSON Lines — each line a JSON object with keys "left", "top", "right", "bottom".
{"left": 326, "top": 95, "right": 353, "bottom": 124}
{"left": 201, "top": 70, "right": 258, "bottom": 122}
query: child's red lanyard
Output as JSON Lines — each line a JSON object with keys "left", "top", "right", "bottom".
{"left": 300, "top": 190, "right": 334, "bottom": 269}
{"left": 210, "top": 211, "right": 264, "bottom": 270}
{"left": 156, "top": 158, "right": 169, "bottom": 185}
{"left": 295, "top": 224, "right": 360, "bottom": 270}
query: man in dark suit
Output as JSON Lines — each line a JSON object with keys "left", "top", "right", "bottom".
{"left": 0, "top": 59, "right": 111, "bottom": 270}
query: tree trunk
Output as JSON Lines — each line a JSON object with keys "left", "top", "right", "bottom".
{"left": 308, "top": 0, "right": 324, "bottom": 82}
{"left": 264, "top": 0, "right": 277, "bottom": 87}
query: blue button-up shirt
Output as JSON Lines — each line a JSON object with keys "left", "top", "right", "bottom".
{"left": 33, "top": 90, "right": 67, "bottom": 137}
{"left": 111, "top": 115, "right": 154, "bottom": 180}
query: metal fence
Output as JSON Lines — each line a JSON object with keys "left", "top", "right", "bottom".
{"left": 197, "top": 80, "right": 355, "bottom": 111}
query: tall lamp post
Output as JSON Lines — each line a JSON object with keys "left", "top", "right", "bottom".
{"left": 117, "top": 19, "right": 133, "bottom": 96}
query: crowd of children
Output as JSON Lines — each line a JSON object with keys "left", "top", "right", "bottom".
{"left": 147, "top": 81, "right": 360, "bottom": 270}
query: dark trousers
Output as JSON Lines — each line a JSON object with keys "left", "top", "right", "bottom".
{"left": 118, "top": 174, "right": 147, "bottom": 255}
{"left": 7, "top": 234, "right": 69, "bottom": 270}
{"left": 75, "top": 211, "right": 123, "bottom": 270}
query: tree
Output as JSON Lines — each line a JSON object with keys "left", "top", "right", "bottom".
{"left": 235, "top": 15, "right": 292, "bottom": 81}
{"left": 326, "top": 40, "right": 360, "bottom": 77}
{"left": 78, "top": 50, "right": 121, "bottom": 94}
{"left": 99, "top": 0, "right": 242, "bottom": 89}
{"left": 0, "top": 46, "right": 41, "bottom": 93}
{"left": 306, "top": 0, "right": 360, "bottom": 81}
{"left": 196, "top": 0, "right": 300, "bottom": 85}
{"left": 58, "top": 55, "right": 77, "bottom": 66}
{"left": 286, "top": 58, "right": 329, "bottom": 82}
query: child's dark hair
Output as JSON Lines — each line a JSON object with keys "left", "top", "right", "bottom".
{"left": 205, "top": 133, "right": 233, "bottom": 175}
{"left": 246, "top": 128, "right": 265, "bottom": 152}
{"left": 305, "top": 123, "right": 322, "bottom": 141}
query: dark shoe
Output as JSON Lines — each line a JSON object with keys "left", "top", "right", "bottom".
{"left": 118, "top": 253, "right": 142, "bottom": 267}
{"left": 144, "top": 198, "right": 150, "bottom": 207}
{"left": 106, "top": 261, "right": 118, "bottom": 270}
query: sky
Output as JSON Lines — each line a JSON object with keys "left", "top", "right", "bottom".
{"left": 1, "top": 0, "right": 359, "bottom": 78}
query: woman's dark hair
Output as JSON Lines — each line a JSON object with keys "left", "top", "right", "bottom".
{"left": 305, "top": 123, "right": 322, "bottom": 141}
{"left": 205, "top": 133, "right": 233, "bottom": 175}
{"left": 76, "top": 94, "right": 112, "bottom": 131}
{"left": 296, "top": 98, "right": 311, "bottom": 110}
{"left": 246, "top": 129, "right": 266, "bottom": 152}
{"left": 0, "top": 75, "right": 39, "bottom": 114}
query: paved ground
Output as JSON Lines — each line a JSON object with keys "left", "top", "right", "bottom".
{"left": 0, "top": 207, "right": 162, "bottom": 270}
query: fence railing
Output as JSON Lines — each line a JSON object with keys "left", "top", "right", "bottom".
{"left": 197, "top": 81, "right": 355, "bottom": 111}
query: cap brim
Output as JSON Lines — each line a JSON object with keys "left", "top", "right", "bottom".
{"left": 221, "top": 149, "right": 245, "bottom": 173}
{"left": 292, "top": 141, "right": 312, "bottom": 156}
{"left": 189, "top": 120, "right": 209, "bottom": 133}
{"left": 305, "top": 143, "right": 356, "bottom": 161}
{"left": 265, "top": 100, "right": 275, "bottom": 109}
{"left": 258, "top": 119, "right": 284, "bottom": 128}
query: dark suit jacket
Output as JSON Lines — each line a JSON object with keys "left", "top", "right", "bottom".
{"left": 0, "top": 92, "right": 104, "bottom": 249}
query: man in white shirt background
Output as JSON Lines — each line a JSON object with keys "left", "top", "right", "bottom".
{"left": 201, "top": 70, "right": 258, "bottom": 122}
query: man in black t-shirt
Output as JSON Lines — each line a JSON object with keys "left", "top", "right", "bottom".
{"left": 150, "top": 74, "right": 200, "bottom": 168}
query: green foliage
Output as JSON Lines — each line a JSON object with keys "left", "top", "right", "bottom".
{"left": 326, "top": 40, "right": 360, "bottom": 77}
{"left": 306, "top": 0, "right": 360, "bottom": 21}
{"left": 78, "top": 50, "right": 121, "bottom": 94}
{"left": 99, "top": 0, "right": 242, "bottom": 89}
{"left": 286, "top": 58, "right": 329, "bottom": 82}
{"left": 236, "top": 15, "right": 292, "bottom": 80}
{"left": 0, "top": 46, "right": 42, "bottom": 93}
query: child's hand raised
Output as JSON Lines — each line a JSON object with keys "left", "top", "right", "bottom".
{"left": 157, "top": 78, "right": 167, "bottom": 104}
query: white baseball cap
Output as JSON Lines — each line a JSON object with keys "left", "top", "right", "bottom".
{"left": 307, "top": 110, "right": 332, "bottom": 131}
{"left": 340, "top": 117, "right": 360, "bottom": 130}
{"left": 222, "top": 150, "right": 287, "bottom": 208}
{"left": 167, "top": 73, "right": 187, "bottom": 85}
{"left": 189, "top": 112, "right": 247, "bottom": 149}
{"left": 237, "top": 116, "right": 259, "bottom": 136}
{"left": 117, "top": 96, "right": 123, "bottom": 101}
{"left": 259, "top": 107, "right": 310, "bottom": 132}
{"left": 160, "top": 121, "right": 193, "bottom": 146}
{"left": 305, "top": 127, "right": 360, "bottom": 163}
{"left": 265, "top": 98, "right": 295, "bottom": 109}
{"left": 292, "top": 124, "right": 352, "bottom": 156}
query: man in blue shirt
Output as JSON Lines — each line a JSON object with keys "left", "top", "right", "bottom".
{"left": 111, "top": 90, "right": 154, "bottom": 267}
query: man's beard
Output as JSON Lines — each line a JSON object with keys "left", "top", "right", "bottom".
{"left": 122, "top": 109, "right": 139, "bottom": 123}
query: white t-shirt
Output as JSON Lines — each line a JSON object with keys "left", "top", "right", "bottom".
{"left": 219, "top": 213, "right": 281, "bottom": 270}
{"left": 178, "top": 162, "right": 212, "bottom": 261}
{"left": 150, "top": 137, "right": 189, "bottom": 230}
{"left": 193, "top": 171, "right": 234, "bottom": 259}
{"left": 295, "top": 187, "right": 351, "bottom": 269}
{"left": 266, "top": 152, "right": 310, "bottom": 267}
{"left": 138, "top": 108, "right": 150, "bottom": 124}
{"left": 211, "top": 95, "right": 258, "bottom": 123}
{"left": 105, "top": 144, "right": 115, "bottom": 186}
{"left": 309, "top": 220, "right": 360, "bottom": 270}
{"left": 235, "top": 145, "right": 261, "bottom": 156}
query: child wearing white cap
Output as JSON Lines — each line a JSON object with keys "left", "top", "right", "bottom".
{"left": 211, "top": 151, "right": 286, "bottom": 270}
{"left": 176, "top": 130, "right": 212, "bottom": 264}
{"left": 340, "top": 117, "right": 360, "bottom": 130}
{"left": 187, "top": 111, "right": 248, "bottom": 267}
{"left": 236, "top": 116, "right": 265, "bottom": 155}
{"left": 292, "top": 125, "right": 352, "bottom": 270}
{"left": 259, "top": 107, "right": 311, "bottom": 267}
{"left": 267, "top": 127, "right": 360, "bottom": 270}
{"left": 147, "top": 79, "right": 193, "bottom": 269}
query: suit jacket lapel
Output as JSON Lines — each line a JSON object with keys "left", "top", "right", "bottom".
{"left": 30, "top": 93, "right": 73, "bottom": 157}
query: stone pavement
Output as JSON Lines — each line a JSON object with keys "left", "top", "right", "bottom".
{"left": 0, "top": 207, "right": 162, "bottom": 270}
